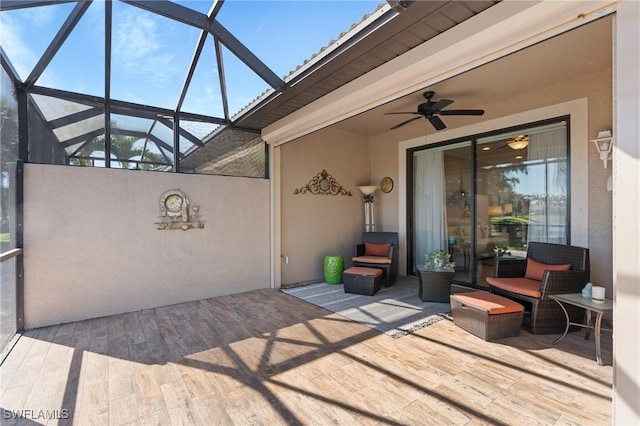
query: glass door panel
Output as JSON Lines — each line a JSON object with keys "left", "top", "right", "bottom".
{"left": 476, "top": 121, "right": 568, "bottom": 287}
{"left": 412, "top": 141, "right": 472, "bottom": 285}
{"left": 444, "top": 144, "right": 473, "bottom": 285}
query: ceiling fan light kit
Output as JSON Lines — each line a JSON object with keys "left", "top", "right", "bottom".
{"left": 386, "top": 91, "right": 485, "bottom": 131}
{"left": 507, "top": 135, "right": 529, "bottom": 150}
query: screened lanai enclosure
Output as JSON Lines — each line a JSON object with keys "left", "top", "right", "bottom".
{"left": 1, "top": 0, "right": 319, "bottom": 177}
{"left": 1, "top": 0, "right": 395, "bottom": 356}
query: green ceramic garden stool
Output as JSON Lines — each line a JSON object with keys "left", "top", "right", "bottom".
{"left": 324, "top": 255, "right": 345, "bottom": 284}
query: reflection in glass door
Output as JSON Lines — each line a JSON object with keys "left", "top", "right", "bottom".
{"left": 475, "top": 122, "right": 568, "bottom": 287}
{"left": 411, "top": 119, "right": 569, "bottom": 289}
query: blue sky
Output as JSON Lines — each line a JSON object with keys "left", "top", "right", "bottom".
{"left": 1, "top": 1, "right": 381, "bottom": 117}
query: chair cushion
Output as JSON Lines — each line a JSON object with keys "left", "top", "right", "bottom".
{"left": 524, "top": 258, "right": 571, "bottom": 281}
{"left": 344, "top": 267, "right": 383, "bottom": 277}
{"left": 365, "top": 242, "right": 391, "bottom": 257}
{"left": 486, "top": 277, "right": 543, "bottom": 298}
{"left": 451, "top": 291, "right": 524, "bottom": 315}
{"left": 352, "top": 256, "right": 392, "bottom": 265}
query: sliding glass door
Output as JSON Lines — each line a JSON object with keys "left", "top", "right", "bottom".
{"left": 410, "top": 119, "right": 569, "bottom": 288}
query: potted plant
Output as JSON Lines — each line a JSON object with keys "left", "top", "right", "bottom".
{"left": 417, "top": 248, "right": 456, "bottom": 302}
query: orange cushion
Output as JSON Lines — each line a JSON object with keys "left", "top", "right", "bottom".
{"left": 524, "top": 258, "right": 571, "bottom": 281}
{"left": 344, "top": 267, "right": 383, "bottom": 277}
{"left": 352, "top": 256, "right": 392, "bottom": 265}
{"left": 364, "top": 242, "right": 391, "bottom": 257}
{"left": 452, "top": 291, "right": 523, "bottom": 315}
{"left": 486, "top": 277, "right": 543, "bottom": 298}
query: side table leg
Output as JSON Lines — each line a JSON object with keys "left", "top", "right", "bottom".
{"left": 595, "top": 312, "right": 604, "bottom": 365}
{"left": 552, "top": 300, "right": 571, "bottom": 345}
{"left": 584, "top": 310, "right": 592, "bottom": 340}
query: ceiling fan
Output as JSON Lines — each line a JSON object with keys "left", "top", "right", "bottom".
{"left": 498, "top": 134, "right": 529, "bottom": 150}
{"left": 386, "top": 91, "right": 485, "bottom": 131}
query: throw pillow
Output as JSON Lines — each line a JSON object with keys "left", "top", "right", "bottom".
{"left": 525, "top": 258, "right": 571, "bottom": 281}
{"left": 365, "top": 242, "right": 391, "bottom": 257}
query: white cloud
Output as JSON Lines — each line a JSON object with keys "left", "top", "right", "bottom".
{"left": 113, "top": 11, "right": 179, "bottom": 86}
{"left": 0, "top": 13, "right": 37, "bottom": 80}
{"left": 29, "top": 6, "right": 57, "bottom": 28}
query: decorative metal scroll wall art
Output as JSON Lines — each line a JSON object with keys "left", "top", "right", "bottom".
{"left": 155, "top": 189, "right": 205, "bottom": 230}
{"left": 293, "top": 169, "right": 352, "bottom": 196}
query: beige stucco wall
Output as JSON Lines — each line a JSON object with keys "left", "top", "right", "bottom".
{"left": 369, "top": 137, "right": 399, "bottom": 232}
{"left": 370, "top": 69, "right": 613, "bottom": 292}
{"left": 23, "top": 164, "right": 270, "bottom": 329}
{"left": 279, "top": 127, "right": 370, "bottom": 286}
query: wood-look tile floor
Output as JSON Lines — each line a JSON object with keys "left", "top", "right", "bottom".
{"left": 0, "top": 287, "right": 612, "bottom": 425}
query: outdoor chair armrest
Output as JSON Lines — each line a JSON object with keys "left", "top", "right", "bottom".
{"left": 539, "top": 270, "right": 589, "bottom": 296}
{"left": 494, "top": 258, "right": 526, "bottom": 278}
{"left": 354, "top": 244, "right": 365, "bottom": 257}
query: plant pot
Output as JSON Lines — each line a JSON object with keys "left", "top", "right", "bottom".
{"left": 417, "top": 265, "right": 455, "bottom": 302}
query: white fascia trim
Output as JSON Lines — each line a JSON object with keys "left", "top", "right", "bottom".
{"left": 232, "top": 4, "right": 394, "bottom": 119}
{"left": 262, "top": 0, "right": 616, "bottom": 146}
{"left": 285, "top": 3, "right": 394, "bottom": 83}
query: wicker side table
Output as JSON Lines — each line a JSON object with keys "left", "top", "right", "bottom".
{"left": 417, "top": 266, "right": 454, "bottom": 302}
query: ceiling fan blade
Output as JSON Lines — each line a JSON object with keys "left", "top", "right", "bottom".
{"left": 427, "top": 115, "right": 446, "bottom": 131}
{"left": 430, "top": 99, "right": 453, "bottom": 112}
{"left": 390, "top": 116, "right": 422, "bottom": 130}
{"left": 384, "top": 112, "right": 422, "bottom": 115}
{"left": 439, "top": 109, "right": 485, "bottom": 116}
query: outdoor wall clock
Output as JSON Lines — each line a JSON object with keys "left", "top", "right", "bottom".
{"left": 160, "top": 189, "right": 189, "bottom": 222}
{"left": 380, "top": 177, "right": 394, "bottom": 193}
{"left": 156, "top": 189, "right": 205, "bottom": 230}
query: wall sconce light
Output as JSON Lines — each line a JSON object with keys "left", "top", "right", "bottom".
{"left": 358, "top": 186, "right": 378, "bottom": 232}
{"left": 591, "top": 129, "right": 613, "bottom": 168}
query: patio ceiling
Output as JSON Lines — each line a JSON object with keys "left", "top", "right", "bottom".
{"left": 333, "top": 14, "right": 613, "bottom": 136}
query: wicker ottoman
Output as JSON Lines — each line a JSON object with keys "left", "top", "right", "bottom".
{"left": 450, "top": 291, "right": 524, "bottom": 341}
{"left": 343, "top": 267, "right": 383, "bottom": 296}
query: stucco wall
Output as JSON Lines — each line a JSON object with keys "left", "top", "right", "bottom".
{"left": 279, "top": 127, "right": 370, "bottom": 285}
{"left": 23, "top": 164, "right": 270, "bottom": 328}
{"left": 370, "top": 70, "right": 613, "bottom": 291}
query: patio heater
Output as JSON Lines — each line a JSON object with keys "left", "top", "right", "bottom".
{"left": 358, "top": 185, "right": 378, "bottom": 232}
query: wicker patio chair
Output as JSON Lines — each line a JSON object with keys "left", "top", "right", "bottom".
{"left": 486, "top": 242, "right": 590, "bottom": 334}
{"left": 352, "top": 232, "right": 399, "bottom": 286}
